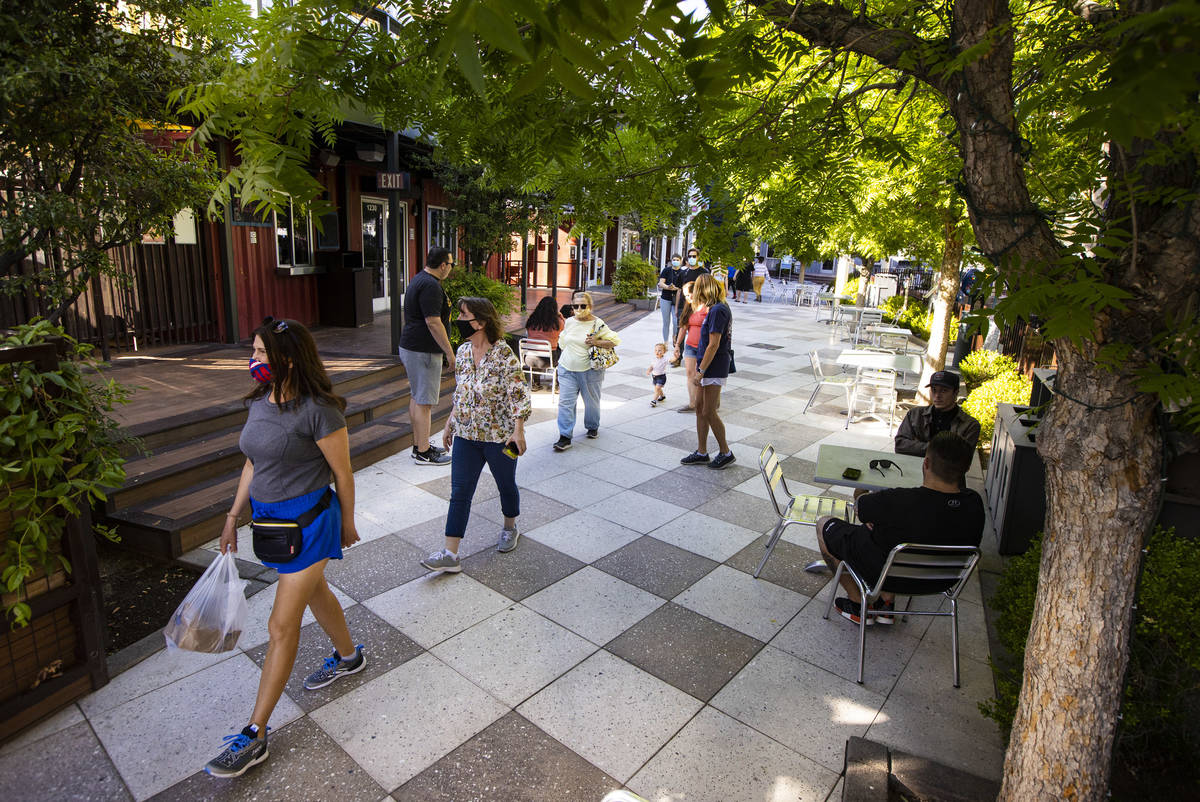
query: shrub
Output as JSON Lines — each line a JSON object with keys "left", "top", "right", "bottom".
{"left": 959, "top": 349, "right": 1019, "bottom": 390}
{"left": 981, "top": 528, "right": 1200, "bottom": 787}
{"left": 612, "top": 252, "right": 657, "bottom": 303}
{"left": 1, "top": 321, "right": 130, "bottom": 626}
{"left": 962, "top": 371, "right": 1032, "bottom": 443}
{"left": 442, "top": 268, "right": 517, "bottom": 347}
{"left": 841, "top": 275, "right": 861, "bottom": 299}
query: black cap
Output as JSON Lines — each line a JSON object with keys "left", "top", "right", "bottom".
{"left": 927, "top": 370, "right": 960, "bottom": 391}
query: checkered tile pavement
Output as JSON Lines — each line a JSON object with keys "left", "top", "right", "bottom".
{"left": 1, "top": 298, "right": 1004, "bottom": 801}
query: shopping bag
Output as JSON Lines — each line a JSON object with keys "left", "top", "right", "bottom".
{"left": 163, "top": 551, "right": 247, "bottom": 653}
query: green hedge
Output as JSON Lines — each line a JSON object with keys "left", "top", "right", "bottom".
{"left": 981, "top": 528, "right": 1200, "bottom": 787}
{"left": 612, "top": 252, "right": 657, "bottom": 303}
{"left": 442, "top": 269, "right": 517, "bottom": 348}
{"left": 961, "top": 372, "right": 1033, "bottom": 443}
{"left": 958, "top": 349, "right": 1019, "bottom": 391}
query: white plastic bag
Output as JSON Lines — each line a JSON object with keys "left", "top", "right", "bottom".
{"left": 163, "top": 551, "right": 248, "bottom": 653}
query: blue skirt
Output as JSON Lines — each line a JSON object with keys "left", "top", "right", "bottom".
{"left": 251, "top": 486, "right": 342, "bottom": 574}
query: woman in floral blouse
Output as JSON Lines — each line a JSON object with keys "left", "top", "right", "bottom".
{"left": 419, "top": 297, "right": 532, "bottom": 573}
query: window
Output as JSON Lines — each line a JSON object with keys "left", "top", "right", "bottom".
{"left": 275, "top": 200, "right": 312, "bottom": 266}
{"left": 428, "top": 206, "right": 456, "bottom": 253}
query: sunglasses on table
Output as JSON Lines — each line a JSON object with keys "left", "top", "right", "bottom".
{"left": 869, "top": 459, "right": 903, "bottom": 477}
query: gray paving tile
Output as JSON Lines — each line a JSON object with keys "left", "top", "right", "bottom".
{"left": 364, "top": 572, "right": 512, "bottom": 649}
{"left": 588, "top": 454, "right": 669, "bottom": 488}
{"left": 150, "top": 717, "right": 386, "bottom": 801}
{"left": 309, "top": 653, "right": 508, "bottom": 791}
{"left": 322, "top": 533, "right": 429, "bottom": 601}
{"left": 522, "top": 566, "right": 664, "bottom": 646}
{"left": 475, "top": 489, "right": 577, "bottom": 532}
{"left": 392, "top": 711, "right": 620, "bottom": 801}
{"left": 244, "top": 604, "right": 421, "bottom": 713}
{"left": 583, "top": 488, "right": 688, "bottom": 534}
{"left": 629, "top": 707, "right": 840, "bottom": 802}
{"left": 648, "top": 510, "right": 762, "bottom": 562}
{"left": 418, "top": 471, "right": 500, "bottom": 502}
{"left": 691, "top": 460, "right": 758, "bottom": 489}
{"left": 711, "top": 645, "right": 885, "bottom": 772}
{"left": 694, "top": 488, "right": 780, "bottom": 535}
{"left": 0, "top": 720, "right": 131, "bottom": 801}
{"left": 605, "top": 602, "right": 763, "bottom": 701}
{"left": 516, "top": 650, "right": 703, "bottom": 783}
{"left": 392, "top": 511, "right": 503, "bottom": 561}
{"left": 632, "top": 467, "right": 724, "bottom": 510}
{"left": 674, "top": 564, "right": 808, "bottom": 641}
{"left": 716, "top": 388, "right": 774, "bottom": 409}
{"left": 725, "top": 535, "right": 831, "bottom": 596}
{"left": 593, "top": 535, "right": 718, "bottom": 599}
{"left": 602, "top": 381, "right": 651, "bottom": 400}
{"left": 461, "top": 537, "right": 585, "bottom": 601}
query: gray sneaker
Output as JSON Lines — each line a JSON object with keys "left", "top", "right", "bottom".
{"left": 205, "top": 725, "right": 269, "bottom": 777}
{"left": 497, "top": 527, "right": 520, "bottom": 553}
{"left": 420, "top": 549, "right": 462, "bottom": 572}
{"left": 303, "top": 645, "right": 366, "bottom": 690}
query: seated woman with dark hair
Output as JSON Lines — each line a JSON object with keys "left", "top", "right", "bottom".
{"left": 522, "top": 295, "right": 565, "bottom": 390}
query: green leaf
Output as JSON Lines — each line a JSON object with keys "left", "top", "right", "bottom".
{"left": 455, "top": 30, "right": 488, "bottom": 97}
{"left": 476, "top": 3, "right": 531, "bottom": 63}
{"left": 551, "top": 54, "right": 596, "bottom": 99}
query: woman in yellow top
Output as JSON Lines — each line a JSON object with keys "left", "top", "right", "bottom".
{"left": 552, "top": 290, "right": 620, "bottom": 451}
{"left": 420, "top": 297, "right": 532, "bottom": 572}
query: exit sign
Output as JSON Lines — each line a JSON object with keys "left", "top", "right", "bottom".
{"left": 377, "top": 172, "right": 410, "bottom": 190}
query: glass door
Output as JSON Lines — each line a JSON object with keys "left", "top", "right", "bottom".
{"left": 362, "top": 198, "right": 389, "bottom": 312}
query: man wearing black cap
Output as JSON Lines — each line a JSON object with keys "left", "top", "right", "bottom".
{"left": 894, "top": 370, "right": 980, "bottom": 456}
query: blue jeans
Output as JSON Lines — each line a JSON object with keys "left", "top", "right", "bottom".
{"left": 445, "top": 437, "right": 520, "bottom": 538}
{"left": 557, "top": 365, "right": 605, "bottom": 437}
{"left": 659, "top": 298, "right": 677, "bottom": 344}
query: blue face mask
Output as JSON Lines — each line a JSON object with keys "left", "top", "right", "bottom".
{"left": 672, "top": 259, "right": 681, "bottom": 267}
{"left": 688, "top": 256, "right": 698, "bottom": 266}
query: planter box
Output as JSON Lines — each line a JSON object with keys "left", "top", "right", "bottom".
{"left": 629, "top": 297, "right": 656, "bottom": 311}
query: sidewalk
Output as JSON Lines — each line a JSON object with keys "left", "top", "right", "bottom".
{"left": 1, "top": 298, "right": 1005, "bottom": 801}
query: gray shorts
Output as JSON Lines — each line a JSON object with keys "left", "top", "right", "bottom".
{"left": 398, "top": 347, "right": 443, "bottom": 405}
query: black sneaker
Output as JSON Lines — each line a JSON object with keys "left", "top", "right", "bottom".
{"left": 872, "top": 597, "right": 895, "bottom": 625}
{"left": 586, "top": 428, "right": 598, "bottom": 439}
{"left": 680, "top": 451, "right": 710, "bottom": 465}
{"left": 205, "top": 725, "right": 269, "bottom": 777}
{"left": 835, "top": 597, "right": 873, "bottom": 626}
{"left": 303, "top": 645, "right": 367, "bottom": 690}
{"left": 412, "top": 447, "right": 450, "bottom": 465}
{"left": 708, "top": 452, "right": 736, "bottom": 470}
{"left": 553, "top": 436, "right": 572, "bottom": 452}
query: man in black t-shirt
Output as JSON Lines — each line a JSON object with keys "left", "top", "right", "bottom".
{"left": 816, "top": 432, "right": 985, "bottom": 625}
{"left": 658, "top": 253, "right": 682, "bottom": 347}
{"left": 398, "top": 247, "right": 456, "bottom": 465}
{"left": 894, "top": 370, "right": 981, "bottom": 456}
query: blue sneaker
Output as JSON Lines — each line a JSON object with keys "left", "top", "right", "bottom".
{"left": 303, "top": 645, "right": 366, "bottom": 690}
{"left": 205, "top": 725, "right": 269, "bottom": 777}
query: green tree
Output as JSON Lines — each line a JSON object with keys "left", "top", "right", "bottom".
{"left": 0, "top": 0, "right": 218, "bottom": 323}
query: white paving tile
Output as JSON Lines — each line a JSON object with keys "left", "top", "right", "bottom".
{"left": 90, "top": 652, "right": 301, "bottom": 801}
{"left": 356, "top": 484, "right": 448, "bottom": 533}
{"left": 525, "top": 510, "right": 643, "bottom": 563}
{"left": 629, "top": 706, "right": 840, "bottom": 802}
{"left": 528, "top": 472, "right": 625, "bottom": 509}
{"left": 79, "top": 643, "right": 237, "bottom": 719}
{"left": 517, "top": 650, "right": 702, "bottom": 783}
{"left": 363, "top": 572, "right": 512, "bottom": 648}
{"left": 583, "top": 489, "right": 687, "bottom": 534}
{"left": 622, "top": 440, "right": 693, "bottom": 471}
{"left": 648, "top": 511, "right": 762, "bottom": 562}
{"left": 310, "top": 653, "right": 507, "bottom": 790}
{"left": 588, "top": 454, "right": 668, "bottom": 488}
{"left": 522, "top": 566, "right": 663, "bottom": 645}
{"left": 674, "top": 565, "right": 807, "bottom": 641}
{"left": 711, "top": 645, "right": 885, "bottom": 772}
{"left": 430, "top": 604, "right": 596, "bottom": 706}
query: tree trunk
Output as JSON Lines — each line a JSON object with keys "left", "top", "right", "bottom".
{"left": 917, "top": 214, "right": 963, "bottom": 404}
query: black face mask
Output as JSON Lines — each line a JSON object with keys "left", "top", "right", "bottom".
{"left": 455, "top": 319, "right": 478, "bottom": 340}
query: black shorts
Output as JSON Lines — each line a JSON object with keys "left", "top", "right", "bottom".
{"left": 652, "top": 374, "right": 666, "bottom": 387}
{"left": 821, "top": 518, "right": 885, "bottom": 588}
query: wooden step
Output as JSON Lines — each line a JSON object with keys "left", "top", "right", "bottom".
{"left": 105, "top": 383, "right": 455, "bottom": 558}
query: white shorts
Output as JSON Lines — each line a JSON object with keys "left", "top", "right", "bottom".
{"left": 700, "top": 377, "right": 727, "bottom": 387}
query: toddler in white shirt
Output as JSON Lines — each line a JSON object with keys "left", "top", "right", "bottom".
{"left": 646, "top": 343, "right": 669, "bottom": 407}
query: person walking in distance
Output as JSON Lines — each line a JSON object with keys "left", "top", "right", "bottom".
{"left": 205, "top": 318, "right": 362, "bottom": 778}
{"left": 420, "top": 297, "right": 532, "bottom": 573}
{"left": 751, "top": 256, "right": 769, "bottom": 302}
{"left": 658, "top": 253, "right": 683, "bottom": 355}
{"left": 397, "top": 247, "right": 456, "bottom": 465}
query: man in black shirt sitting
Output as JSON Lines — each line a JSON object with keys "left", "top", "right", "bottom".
{"left": 815, "top": 432, "right": 985, "bottom": 625}
{"left": 894, "top": 370, "right": 980, "bottom": 456}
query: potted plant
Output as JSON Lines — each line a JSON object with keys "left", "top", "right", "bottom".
{"left": 1, "top": 320, "right": 130, "bottom": 733}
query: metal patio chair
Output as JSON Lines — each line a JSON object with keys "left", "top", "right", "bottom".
{"left": 805, "top": 350, "right": 856, "bottom": 416}
{"left": 754, "top": 444, "right": 854, "bottom": 578}
{"left": 823, "top": 542, "right": 981, "bottom": 685}
{"left": 518, "top": 338, "right": 557, "bottom": 396}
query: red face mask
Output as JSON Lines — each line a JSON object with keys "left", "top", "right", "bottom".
{"left": 249, "top": 358, "right": 272, "bottom": 383}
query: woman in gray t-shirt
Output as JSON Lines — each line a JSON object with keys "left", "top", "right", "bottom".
{"left": 204, "top": 318, "right": 362, "bottom": 779}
